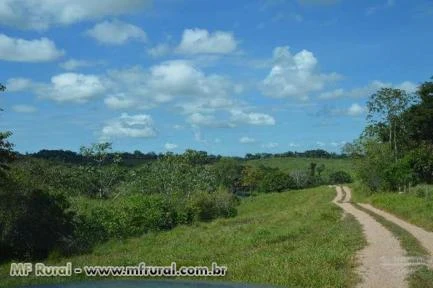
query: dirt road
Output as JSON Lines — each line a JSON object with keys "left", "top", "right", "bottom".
{"left": 333, "top": 186, "right": 409, "bottom": 288}
{"left": 358, "top": 202, "right": 433, "bottom": 267}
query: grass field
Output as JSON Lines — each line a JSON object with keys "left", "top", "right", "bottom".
{"left": 247, "top": 157, "right": 355, "bottom": 178}
{"left": 0, "top": 186, "right": 365, "bottom": 288}
{"left": 351, "top": 183, "right": 433, "bottom": 232}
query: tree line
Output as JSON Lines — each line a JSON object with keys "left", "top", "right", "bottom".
{"left": 344, "top": 76, "right": 433, "bottom": 192}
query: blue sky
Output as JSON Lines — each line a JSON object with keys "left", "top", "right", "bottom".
{"left": 0, "top": 0, "right": 432, "bottom": 156}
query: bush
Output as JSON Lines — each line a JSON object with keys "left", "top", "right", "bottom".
{"left": 0, "top": 183, "right": 74, "bottom": 260}
{"left": 212, "top": 158, "right": 244, "bottom": 193}
{"left": 329, "top": 171, "right": 353, "bottom": 184}
{"left": 188, "top": 188, "right": 238, "bottom": 221}
{"left": 258, "top": 169, "right": 296, "bottom": 193}
{"left": 124, "top": 154, "right": 217, "bottom": 196}
{"left": 72, "top": 194, "right": 177, "bottom": 241}
{"left": 406, "top": 144, "right": 433, "bottom": 184}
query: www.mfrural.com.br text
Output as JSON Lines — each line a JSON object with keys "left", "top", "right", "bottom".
{"left": 9, "top": 262, "right": 227, "bottom": 277}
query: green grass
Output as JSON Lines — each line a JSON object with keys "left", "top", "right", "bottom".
{"left": 247, "top": 157, "right": 354, "bottom": 178}
{"left": 351, "top": 183, "right": 433, "bottom": 232}
{"left": 0, "top": 186, "right": 365, "bottom": 288}
{"left": 353, "top": 203, "right": 433, "bottom": 288}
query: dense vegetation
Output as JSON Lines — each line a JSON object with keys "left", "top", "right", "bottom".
{"left": 345, "top": 77, "right": 433, "bottom": 235}
{"left": 345, "top": 77, "right": 433, "bottom": 193}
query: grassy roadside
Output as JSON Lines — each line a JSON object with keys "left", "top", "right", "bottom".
{"left": 353, "top": 203, "right": 433, "bottom": 288}
{"left": 0, "top": 186, "right": 365, "bottom": 288}
{"left": 350, "top": 183, "right": 433, "bottom": 232}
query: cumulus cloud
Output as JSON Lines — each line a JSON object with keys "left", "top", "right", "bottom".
{"left": 0, "top": 0, "right": 150, "bottom": 30}
{"left": 347, "top": 103, "right": 365, "bottom": 116}
{"left": 41, "top": 73, "right": 106, "bottom": 103}
{"left": 6, "top": 78, "right": 33, "bottom": 92}
{"left": 330, "top": 141, "right": 347, "bottom": 147}
{"left": 176, "top": 28, "right": 237, "bottom": 55}
{"left": 164, "top": 143, "right": 178, "bottom": 150}
{"left": 104, "top": 61, "right": 237, "bottom": 113}
{"left": 102, "top": 113, "right": 156, "bottom": 139}
{"left": 86, "top": 20, "right": 147, "bottom": 45}
{"left": 319, "top": 80, "right": 417, "bottom": 100}
{"left": 230, "top": 109, "right": 276, "bottom": 126}
{"left": 262, "top": 142, "right": 279, "bottom": 149}
{"left": 12, "top": 105, "right": 37, "bottom": 113}
{"left": 262, "top": 46, "right": 340, "bottom": 100}
{"left": 147, "top": 44, "right": 171, "bottom": 58}
{"left": 186, "top": 113, "right": 216, "bottom": 126}
{"left": 0, "top": 34, "right": 64, "bottom": 62}
{"left": 239, "top": 136, "right": 256, "bottom": 144}
{"left": 60, "top": 59, "right": 93, "bottom": 70}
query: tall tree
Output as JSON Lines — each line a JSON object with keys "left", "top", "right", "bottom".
{"left": 366, "top": 88, "right": 415, "bottom": 161}
{"left": 0, "top": 84, "right": 14, "bottom": 176}
{"left": 401, "top": 78, "right": 433, "bottom": 146}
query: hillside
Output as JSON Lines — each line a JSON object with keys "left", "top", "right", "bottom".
{"left": 0, "top": 186, "right": 365, "bottom": 288}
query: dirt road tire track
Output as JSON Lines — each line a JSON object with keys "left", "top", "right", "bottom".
{"left": 357, "top": 203, "right": 433, "bottom": 267}
{"left": 333, "top": 186, "right": 409, "bottom": 288}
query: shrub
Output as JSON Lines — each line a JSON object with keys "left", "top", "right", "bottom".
{"left": 240, "top": 165, "right": 266, "bottom": 192}
{"left": 290, "top": 170, "right": 310, "bottom": 189}
{"left": 212, "top": 158, "right": 244, "bottom": 193}
{"left": 72, "top": 194, "right": 177, "bottom": 240}
{"left": 406, "top": 144, "right": 433, "bottom": 184}
{"left": 0, "top": 184, "right": 74, "bottom": 260}
{"left": 125, "top": 154, "right": 217, "bottom": 196}
{"left": 329, "top": 171, "right": 353, "bottom": 184}
{"left": 188, "top": 188, "right": 238, "bottom": 221}
{"left": 258, "top": 169, "right": 295, "bottom": 193}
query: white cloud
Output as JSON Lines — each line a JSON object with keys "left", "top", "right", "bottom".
{"left": 330, "top": 141, "right": 347, "bottom": 147}
{"left": 86, "top": 20, "right": 147, "bottom": 45}
{"left": 6, "top": 78, "right": 33, "bottom": 91}
{"left": 12, "top": 105, "right": 37, "bottom": 113}
{"left": 239, "top": 136, "right": 256, "bottom": 144}
{"left": 147, "top": 43, "right": 171, "bottom": 58}
{"left": 187, "top": 113, "right": 216, "bottom": 126}
{"left": 0, "top": 0, "right": 150, "bottom": 30}
{"left": 105, "top": 61, "right": 237, "bottom": 113}
{"left": 318, "top": 88, "right": 345, "bottom": 100}
{"left": 395, "top": 81, "right": 418, "bottom": 93}
{"left": 319, "top": 80, "right": 417, "bottom": 100}
{"left": 164, "top": 143, "right": 178, "bottom": 150}
{"left": 262, "top": 46, "right": 340, "bottom": 100}
{"left": 347, "top": 103, "right": 365, "bottom": 117}
{"left": 42, "top": 73, "right": 105, "bottom": 103}
{"left": 102, "top": 113, "right": 156, "bottom": 139}
{"left": 262, "top": 142, "right": 279, "bottom": 149}
{"left": 60, "top": 59, "right": 93, "bottom": 70}
{"left": 104, "top": 93, "right": 136, "bottom": 109}
{"left": 316, "top": 141, "right": 326, "bottom": 147}
{"left": 288, "top": 142, "right": 299, "bottom": 148}
{"left": 0, "top": 34, "right": 64, "bottom": 62}
{"left": 176, "top": 28, "right": 237, "bottom": 55}
{"left": 230, "top": 109, "right": 276, "bottom": 126}
{"left": 366, "top": 0, "right": 395, "bottom": 16}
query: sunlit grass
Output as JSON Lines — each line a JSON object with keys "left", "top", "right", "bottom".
{"left": 351, "top": 183, "right": 433, "bottom": 232}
